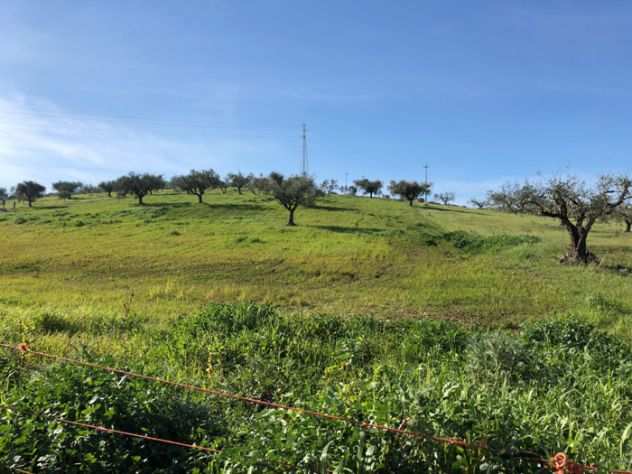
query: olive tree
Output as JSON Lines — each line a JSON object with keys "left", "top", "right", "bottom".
{"left": 614, "top": 204, "right": 632, "bottom": 233}
{"left": 435, "top": 192, "right": 455, "bottom": 206}
{"left": 114, "top": 173, "right": 164, "bottom": 205}
{"left": 248, "top": 174, "right": 269, "bottom": 194}
{"left": 99, "top": 181, "right": 116, "bottom": 197}
{"left": 227, "top": 172, "right": 250, "bottom": 194}
{"left": 171, "top": 169, "right": 221, "bottom": 203}
{"left": 52, "top": 181, "right": 83, "bottom": 199}
{"left": 486, "top": 184, "right": 526, "bottom": 213}
{"left": 15, "top": 181, "right": 46, "bottom": 207}
{"left": 353, "top": 179, "right": 382, "bottom": 198}
{"left": 146, "top": 175, "right": 166, "bottom": 195}
{"left": 496, "top": 176, "right": 632, "bottom": 263}
{"left": 0, "top": 188, "right": 8, "bottom": 208}
{"left": 267, "top": 173, "right": 317, "bottom": 225}
{"left": 78, "top": 184, "right": 100, "bottom": 194}
{"left": 320, "top": 179, "right": 338, "bottom": 195}
{"left": 388, "top": 180, "right": 431, "bottom": 206}
{"left": 469, "top": 198, "right": 487, "bottom": 209}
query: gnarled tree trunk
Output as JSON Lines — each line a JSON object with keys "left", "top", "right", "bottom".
{"left": 563, "top": 223, "right": 596, "bottom": 264}
{"left": 287, "top": 207, "right": 296, "bottom": 226}
{"left": 625, "top": 220, "right": 632, "bottom": 233}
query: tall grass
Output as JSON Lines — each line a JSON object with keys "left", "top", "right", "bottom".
{"left": 2, "top": 304, "right": 631, "bottom": 472}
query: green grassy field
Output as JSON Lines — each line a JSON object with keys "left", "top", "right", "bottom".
{"left": 2, "top": 190, "right": 632, "bottom": 337}
{"left": 1, "top": 191, "right": 632, "bottom": 472}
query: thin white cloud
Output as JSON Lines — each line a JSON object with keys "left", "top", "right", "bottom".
{"left": 0, "top": 94, "right": 285, "bottom": 188}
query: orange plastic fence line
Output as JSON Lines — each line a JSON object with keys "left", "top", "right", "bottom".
{"left": 5, "top": 342, "right": 632, "bottom": 473}
{"left": 57, "top": 418, "right": 219, "bottom": 454}
{"left": 551, "top": 452, "right": 597, "bottom": 474}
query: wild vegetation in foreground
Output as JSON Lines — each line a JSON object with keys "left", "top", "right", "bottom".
{"left": 1, "top": 304, "right": 631, "bottom": 472}
{"left": 1, "top": 190, "right": 632, "bottom": 472}
{"left": 0, "top": 304, "right": 632, "bottom": 473}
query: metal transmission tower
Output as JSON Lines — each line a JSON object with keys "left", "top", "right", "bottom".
{"left": 301, "top": 123, "right": 308, "bottom": 176}
{"left": 424, "top": 164, "right": 430, "bottom": 203}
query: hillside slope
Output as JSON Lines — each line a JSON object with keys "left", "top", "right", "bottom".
{"left": 1, "top": 191, "right": 632, "bottom": 336}
{"left": 2, "top": 192, "right": 632, "bottom": 471}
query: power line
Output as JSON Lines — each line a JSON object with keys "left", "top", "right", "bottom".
{"left": 424, "top": 164, "right": 430, "bottom": 202}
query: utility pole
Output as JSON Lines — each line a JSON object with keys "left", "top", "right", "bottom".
{"left": 301, "top": 123, "right": 308, "bottom": 176}
{"left": 424, "top": 164, "right": 430, "bottom": 203}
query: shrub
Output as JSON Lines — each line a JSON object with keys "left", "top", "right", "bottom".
{"left": 443, "top": 231, "right": 539, "bottom": 253}
{"left": 0, "top": 363, "right": 225, "bottom": 472}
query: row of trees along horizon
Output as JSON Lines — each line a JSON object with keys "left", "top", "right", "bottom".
{"left": 0, "top": 172, "right": 441, "bottom": 223}
{"left": 2, "top": 171, "right": 632, "bottom": 265}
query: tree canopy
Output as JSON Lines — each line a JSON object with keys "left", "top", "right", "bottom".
{"left": 614, "top": 204, "right": 632, "bottom": 233}
{"left": 320, "top": 179, "right": 338, "bottom": 195}
{"left": 114, "top": 173, "right": 164, "bottom": 205}
{"left": 0, "top": 187, "right": 8, "bottom": 208}
{"left": 15, "top": 181, "right": 46, "bottom": 207}
{"left": 435, "top": 192, "right": 455, "bottom": 206}
{"left": 353, "top": 179, "right": 383, "bottom": 199}
{"left": 99, "top": 181, "right": 116, "bottom": 197}
{"left": 248, "top": 174, "right": 269, "bottom": 194}
{"left": 52, "top": 181, "right": 83, "bottom": 200}
{"left": 469, "top": 198, "right": 486, "bottom": 209}
{"left": 226, "top": 172, "right": 250, "bottom": 194}
{"left": 389, "top": 180, "right": 431, "bottom": 206}
{"left": 266, "top": 173, "right": 317, "bottom": 225}
{"left": 171, "top": 169, "right": 221, "bottom": 203}
{"left": 486, "top": 184, "right": 528, "bottom": 213}
{"left": 490, "top": 176, "right": 632, "bottom": 263}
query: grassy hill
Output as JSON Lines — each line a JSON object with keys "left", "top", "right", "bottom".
{"left": 1, "top": 191, "right": 632, "bottom": 471}
{"left": 1, "top": 190, "right": 632, "bottom": 336}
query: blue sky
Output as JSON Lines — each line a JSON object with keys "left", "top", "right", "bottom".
{"left": 2, "top": 1, "right": 632, "bottom": 202}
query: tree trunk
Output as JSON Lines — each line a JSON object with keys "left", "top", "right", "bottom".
{"left": 197, "top": 194, "right": 203, "bottom": 204}
{"left": 564, "top": 224, "right": 595, "bottom": 264}
{"left": 408, "top": 199, "right": 414, "bottom": 207}
{"left": 287, "top": 208, "right": 296, "bottom": 226}
{"left": 369, "top": 192, "right": 373, "bottom": 199}
{"left": 138, "top": 195, "right": 144, "bottom": 205}
{"left": 28, "top": 198, "right": 32, "bottom": 208}
{"left": 625, "top": 220, "right": 632, "bottom": 233}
